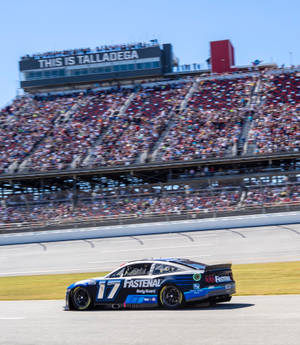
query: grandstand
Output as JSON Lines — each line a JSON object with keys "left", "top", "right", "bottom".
{"left": 0, "top": 39, "right": 300, "bottom": 233}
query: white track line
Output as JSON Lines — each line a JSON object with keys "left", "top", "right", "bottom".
{"left": 0, "top": 255, "right": 212, "bottom": 276}
{"left": 0, "top": 268, "right": 101, "bottom": 276}
{"left": 99, "top": 243, "right": 211, "bottom": 254}
{"left": 89, "top": 254, "right": 211, "bottom": 264}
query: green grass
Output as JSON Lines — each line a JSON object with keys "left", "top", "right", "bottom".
{"left": 0, "top": 272, "right": 109, "bottom": 301}
{"left": 233, "top": 261, "right": 300, "bottom": 295}
{"left": 0, "top": 261, "right": 299, "bottom": 301}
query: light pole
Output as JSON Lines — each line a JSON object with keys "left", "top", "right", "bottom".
{"left": 289, "top": 52, "right": 293, "bottom": 67}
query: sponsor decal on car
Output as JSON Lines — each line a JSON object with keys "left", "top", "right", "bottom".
{"left": 215, "top": 275, "right": 231, "bottom": 283}
{"left": 125, "top": 295, "right": 157, "bottom": 304}
{"left": 136, "top": 289, "right": 156, "bottom": 294}
{"left": 144, "top": 297, "right": 157, "bottom": 302}
{"left": 124, "top": 279, "right": 162, "bottom": 288}
{"left": 193, "top": 273, "right": 202, "bottom": 281}
{"left": 193, "top": 283, "right": 201, "bottom": 290}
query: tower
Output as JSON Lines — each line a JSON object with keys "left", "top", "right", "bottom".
{"left": 210, "top": 40, "right": 235, "bottom": 73}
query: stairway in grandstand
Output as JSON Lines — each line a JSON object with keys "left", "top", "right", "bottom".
{"left": 149, "top": 79, "right": 199, "bottom": 162}
{"left": 79, "top": 92, "right": 135, "bottom": 168}
{"left": 237, "top": 190, "right": 246, "bottom": 207}
{"left": 236, "top": 77, "right": 261, "bottom": 156}
{"left": 242, "top": 77, "right": 263, "bottom": 155}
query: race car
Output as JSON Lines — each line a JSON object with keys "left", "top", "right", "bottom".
{"left": 65, "top": 258, "right": 235, "bottom": 310}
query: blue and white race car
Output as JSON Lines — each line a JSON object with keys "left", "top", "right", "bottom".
{"left": 65, "top": 258, "right": 235, "bottom": 310}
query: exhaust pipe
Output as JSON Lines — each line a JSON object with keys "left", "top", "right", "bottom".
{"left": 112, "top": 304, "right": 121, "bottom": 310}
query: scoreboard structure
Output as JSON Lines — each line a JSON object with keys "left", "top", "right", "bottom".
{"left": 19, "top": 43, "right": 173, "bottom": 91}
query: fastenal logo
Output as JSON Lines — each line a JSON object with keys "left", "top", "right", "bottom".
{"left": 124, "top": 279, "right": 162, "bottom": 288}
{"left": 215, "top": 275, "right": 231, "bottom": 283}
{"left": 193, "top": 273, "right": 202, "bottom": 281}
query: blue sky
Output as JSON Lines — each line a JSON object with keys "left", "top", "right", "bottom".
{"left": 0, "top": 0, "right": 299, "bottom": 107}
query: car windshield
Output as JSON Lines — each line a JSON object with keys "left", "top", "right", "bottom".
{"left": 107, "top": 266, "right": 125, "bottom": 278}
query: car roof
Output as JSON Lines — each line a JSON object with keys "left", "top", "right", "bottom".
{"left": 128, "top": 258, "right": 206, "bottom": 269}
{"left": 104, "top": 258, "right": 206, "bottom": 278}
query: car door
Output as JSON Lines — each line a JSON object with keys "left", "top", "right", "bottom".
{"left": 121, "top": 263, "right": 162, "bottom": 305}
{"left": 95, "top": 266, "right": 125, "bottom": 304}
{"left": 122, "top": 262, "right": 152, "bottom": 288}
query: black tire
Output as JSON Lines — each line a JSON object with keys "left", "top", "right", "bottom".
{"left": 71, "top": 286, "right": 93, "bottom": 311}
{"left": 159, "top": 285, "right": 184, "bottom": 309}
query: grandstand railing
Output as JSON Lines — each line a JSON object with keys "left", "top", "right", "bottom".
{"left": 2, "top": 151, "right": 300, "bottom": 180}
{"left": 1, "top": 201, "right": 300, "bottom": 234}
{"left": 265, "top": 66, "right": 300, "bottom": 75}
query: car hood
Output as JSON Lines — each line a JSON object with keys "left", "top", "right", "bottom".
{"left": 67, "top": 278, "right": 97, "bottom": 290}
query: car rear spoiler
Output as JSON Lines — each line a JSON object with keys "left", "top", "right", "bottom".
{"left": 205, "top": 263, "right": 232, "bottom": 271}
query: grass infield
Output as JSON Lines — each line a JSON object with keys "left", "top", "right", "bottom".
{"left": 0, "top": 261, "right": 299, "bottom": 301}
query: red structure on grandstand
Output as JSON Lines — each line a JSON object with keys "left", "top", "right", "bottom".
{"left": 210, "top": 39, "right": 235, "bottom": 74}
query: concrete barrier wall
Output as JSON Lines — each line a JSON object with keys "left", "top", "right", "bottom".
{"left": 1, "top": 211, "right": 300, "bottom": 246}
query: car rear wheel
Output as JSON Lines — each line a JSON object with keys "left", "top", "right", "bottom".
{"left": 159, "top": 285, "right": 184, "bottom": 309}
{"left": 71, "top": 286, "right": 92, "bottom": 311}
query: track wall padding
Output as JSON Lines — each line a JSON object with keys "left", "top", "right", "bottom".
{"left": 1, "top": 211, "right": 300, "bottom": 246}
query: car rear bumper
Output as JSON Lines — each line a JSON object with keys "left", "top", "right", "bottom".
{"left": 184, "top": 282, "right": 236, "bottom": 302}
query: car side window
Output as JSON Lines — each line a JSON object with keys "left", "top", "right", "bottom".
{"left": 108, "top": 267, "right": 125, "bottom": 278}
{"left": 123, "top": 263, "right": 151, "bottom": 277}
{"left": 153, "top": 264, "right": 182, "bottom": 275}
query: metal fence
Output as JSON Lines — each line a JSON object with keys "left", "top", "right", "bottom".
{"left": 1, "top": 201, "right": 300, "bottom": 235}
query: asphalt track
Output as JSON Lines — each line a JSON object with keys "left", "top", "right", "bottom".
{"left": 1, "top": 296, "right": 300, "bottom": 345}
{"left": 1, "top": 223, "right": 300, "bottom": 345}
{"left": 1, "top": 224, "right": 300, "bottom": 276}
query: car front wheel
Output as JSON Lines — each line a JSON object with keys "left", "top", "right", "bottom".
{"left": 159, "top": 285, "right": 184, "bottom": 309}
{"left": 71, "top": 286, "right": 92, "bottom": 311}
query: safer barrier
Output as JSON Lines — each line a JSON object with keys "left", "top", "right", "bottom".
{"left": 1, "top": 208, "right": 300, "bottom": 246}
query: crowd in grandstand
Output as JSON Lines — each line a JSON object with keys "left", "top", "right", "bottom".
{"left": 243, "top": 184, "right": 300, "bottom": 206}
{"left": 156, "top": 77, "right": 255, "bottom": 161}
{"left": 0, "top": 69, "right": 299, "bottom": 175}
{"left": 248, "top": 71, "right": 300, "bottom": 154}
{"left": 0, "top": 187, "right": 240, "bottom": 223}
{"left": 23, "top": 90, "right": 130, "bottom": 172}
{"left": 1, "top": 67, "right": 300, "bottom": 228}
{"left": 86, "top": 82, "right": 190, "bottom": 167}
{"left": 0, "top": 95, "right": 77, "bottom": 174}
{"left": 1, "top": 183, "right": 300, "bottom": 225}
